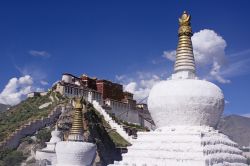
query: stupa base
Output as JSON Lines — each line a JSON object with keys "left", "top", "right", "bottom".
{"left": 110, "top": 126, "right": 247, "bottom": 166}
{"left": 56, "top": 141, "right": 96, "bottom": 166}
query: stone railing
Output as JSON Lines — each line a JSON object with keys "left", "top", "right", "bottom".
{"left": 92, "top": 100, "right": 133, "bottom": 143}
{"left": 0, "top": 105, "right": 63, "bottom": 149}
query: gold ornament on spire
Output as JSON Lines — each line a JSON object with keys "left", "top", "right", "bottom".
{"left": 178, "top": 11, "right": 193, "bottom": 37}
{"left": 179, "top": 11, "right": 191, "bottom": 26}
{"left": 174, "top": 11, "right": 196, "bottom": 74}
{"left": 74, "top": 97, "right": 83, "bottom": 109}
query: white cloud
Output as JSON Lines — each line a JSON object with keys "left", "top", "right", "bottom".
{"left": 125, "top": 82, "right": 137, "bottom": 93}
{"left": 192, "top": 29, "right": 226, "bottom": 65}
{"left": 163, "top": 29, "right": 229, "bottom": 84}
{"left": 241, "top": 113, "right": 250, "bottom": 118}
{"left": 29, "top": 50, "right": 50, "bottom": 57}
{"left": 40, "top": 80, "right": 49, "bottom": 86}
{"left": 15, "top": 64, "right": 49, "bottom": 87}
{"left": 209, "top": 61, "right": 230, "bottom": 84}
{"left": 0, "top": 75, "right": 43, "bottom": 106}
{"left": 115, "top": 75, "right": 126, "bottom": 81}
{"left": 225, "top": 100, "right": 230, "bottom": 104}
{"left": 162, "top": 50, "right": 176, "bottom": 61}
{"left": 118, "top": 72, "right": 162, "bottom": 102}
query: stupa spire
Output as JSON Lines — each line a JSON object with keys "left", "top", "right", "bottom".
{"left": 174, "top": 11, "right": 196, "bottom": 74}
{"left": 68, "top": 97, "right": 85, "bottom": 141}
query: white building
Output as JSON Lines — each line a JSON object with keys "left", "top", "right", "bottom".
{"left": 54, "top": 73, "right": 102, "bottom": 104}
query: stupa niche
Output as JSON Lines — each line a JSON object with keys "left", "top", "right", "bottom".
{"left": 109, "top": 11, "right": 247, "bottom": 166}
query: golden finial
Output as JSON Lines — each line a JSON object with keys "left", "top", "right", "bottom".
{"left": 178, "top": 11, "right": 192, "bottom": 36}
{"left": 179, "top": 11, "right": 191, "bottom": 26}
{"left": 74, "top": 97, "right": 84, "bottom": 109}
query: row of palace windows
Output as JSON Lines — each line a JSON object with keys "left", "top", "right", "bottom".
{"left": 64, "top": 86, "right": 102, "bottom": 101}
{"left": 109, "top": 100, "right": 131, "bottom": 110}
{"left": 64, "top": 86, "right": 87, "bottom": 96}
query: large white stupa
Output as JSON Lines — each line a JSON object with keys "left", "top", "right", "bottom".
{"left": 110, "top": 11, "right": 247, "bottom": 166}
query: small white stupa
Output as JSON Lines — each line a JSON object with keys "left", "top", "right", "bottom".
{"left": 110, "top": 11, "right": 247, "bottom": 166}
{"left": 56, "top": 97, "right": 96, "bottom": 166}
{"left": 36, "top": 125, "right": 62, "bottom": 165}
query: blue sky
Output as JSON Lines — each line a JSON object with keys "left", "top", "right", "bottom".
{"left": 0, "top": 0, "right": 250, "bottom": 115}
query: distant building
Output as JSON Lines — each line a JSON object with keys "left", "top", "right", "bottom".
{"left": 27, "top": 91, "right": 48, "bottom": 98}
{"left": 96, "top": 79, "right": 124, "bottom": 101}
{"left": 81, "top": 74, "right": 97, "bottom": 90}
{"left": 54, "top": 73, "right": 154, "bottom": 128}
{"left": 55, "top": 73, "right": 102, "bottom": 103}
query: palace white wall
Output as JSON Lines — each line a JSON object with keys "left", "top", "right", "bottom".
{"left": 105, "top": 99, "right": 140, "bottom": 125}
{"left": 62, "top": 75, "right": 73, "bottom": 84}
{"left": 56, "top": 83, "right": 103, "bottom": 105}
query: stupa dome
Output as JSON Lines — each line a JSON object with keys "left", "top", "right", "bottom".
{"left": 56, "top": 141, "right": 96, "bottom": 166}
{"left": 148, "top": 78, "right": 224, "bottom": 128}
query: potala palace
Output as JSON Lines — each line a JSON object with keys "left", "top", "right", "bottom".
{"left": 53, "top": 73, "right": 154, "bottom": 129}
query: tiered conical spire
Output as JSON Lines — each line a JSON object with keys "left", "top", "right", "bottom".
{"left": 68, "top": 97, "right": 85, "bottom": 141}
{"left": 174, "top": 11, "right": 196, "bottom": 74}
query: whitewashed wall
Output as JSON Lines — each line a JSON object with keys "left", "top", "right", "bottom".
{"left": 104, "top": 99, "right": 140, "bottom": 125}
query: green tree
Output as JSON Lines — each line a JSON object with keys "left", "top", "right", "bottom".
{"left": 36, "top": 128, "right": 51, "bottom": 144}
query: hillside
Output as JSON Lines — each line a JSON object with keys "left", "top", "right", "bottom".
{"left": 0, "top": 93, "right": 133, "bottom": 165}
{"left": 0, "top": 104, "right": 10, "bottom": 112}
{"left": 217, "top": 115, "right": 250, "bottom": 147}
{"left": 0, "top": 91, "right": 64, "bottom": 142}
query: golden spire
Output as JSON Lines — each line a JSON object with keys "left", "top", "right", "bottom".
{"left": 68, "top": 97, "right": 85, "bottom": 141}
{"left": 174, "top": 11, "right": 196, "bottom": 74}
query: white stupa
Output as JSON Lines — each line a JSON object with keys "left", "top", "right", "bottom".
{"left": 56, "top": 98, "right": 96, "bottom": 166}
{"left": 110, "top": 11, "right": 247, "bottom": 166}
{"left": 36, "top": 125, "right": 62, "bottom": 165}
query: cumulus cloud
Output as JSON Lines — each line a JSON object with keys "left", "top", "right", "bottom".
{"left": 192, "top": 29, "right": 226, "bottom": 65}
{"left": 29, "top": 50, "right": 50, "bottom": 58}
{"left": 163, "top": 29, "right": 229, "bottom": 83}
{"left": 118, "top": 72, "right": 163, "bottom": 102}
{"left": 0, "top": 75, "right": 43, "bottom": 105}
